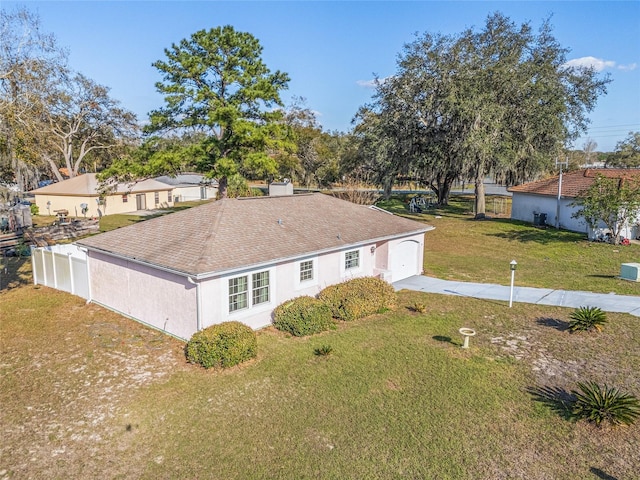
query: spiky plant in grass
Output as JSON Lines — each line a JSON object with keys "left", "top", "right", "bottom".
{"left": 571, "top": 381, "right": 640, "bottom": 427}
{"left": 568, "top": 306, "right": 607, "bottom": 332}
{"left": 314, "top": 345, "right": 333, "bottom": 356}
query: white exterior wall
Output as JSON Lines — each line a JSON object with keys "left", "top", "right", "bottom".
{"left": 199, "top": 233, "right": 425, "bottom": 332}
{"left": 511, "top": 192, "right": 640, "bottom": 239}
{"left": 172, "top": 185, "right": 217, "bottom": 202}
{"left": 87, "top": 252, "right": 197, "bottom": 340}
{"left": 84, "top": 232, "right": 426, "bottom": 339}
{"left": 511, "top": 193, "right": 588, "bottom": 233}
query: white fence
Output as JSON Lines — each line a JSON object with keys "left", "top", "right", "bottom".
{"left": 31, "top": 244, "right": 89, "bottom": 299}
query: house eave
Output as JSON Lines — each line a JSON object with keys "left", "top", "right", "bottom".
{"left": 78, "top": 225, "right": 434, "bottom": 281}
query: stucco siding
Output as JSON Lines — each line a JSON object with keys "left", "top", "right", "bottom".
{"left": 196, "top": 235, "right": 425, "bottom": 331}
{"left": 511, "top": 193, "right": 588, "bottom": 233}
{"left": 88, "top": 252, "right": 197, "bottom": 340}
{"left": 35, "top": 191, "right": 173, "bottom": 218}
{"left": 198, "top": 243, "right": 388, "bottom": 331}
{"left": 172, "top": 185, "right": 217, "bottom": 202}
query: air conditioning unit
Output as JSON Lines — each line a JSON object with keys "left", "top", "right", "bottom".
{"left": 620, "top": 263, "right": 640, "bottom": 282}
{"left": 377, "top": 270, "right": 393, "bottom": 283}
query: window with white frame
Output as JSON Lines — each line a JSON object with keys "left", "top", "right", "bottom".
{"left": 167, "top": 191, "right": 171, "bottom": 202}
{"left": 229, "top": 276, "right": 248, "bottom": 312}
{"left": 345, "top": 250, "right": 360, "bottom": 270}
{"left": 252, "top": 271, "right": 270, "bottom": 305}
{"left": 154, "top": 192, "right": 160, "bottom": 204}
{"left": 299, "top": 260, "right": 314, "bottom": 282}
{"left": 228, "top": 270, "right": 271, "bottom": 313}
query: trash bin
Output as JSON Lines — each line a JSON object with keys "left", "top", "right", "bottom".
{"left": 539, "top": 213, "right": 547, "bottom": 226}
{"left": 533, "top": 213, "right": 540, "bottom": 226}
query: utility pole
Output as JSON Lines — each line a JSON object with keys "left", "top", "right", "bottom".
{"left": 555, "top": 156, "right": 568, "bottom": 229}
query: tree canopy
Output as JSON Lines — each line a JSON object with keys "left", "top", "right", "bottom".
{"left": 607, "top": 132, "right": 640, "bottom": 168}
{"left": 572, "top": 173, "right": 640, "bottom": 245}
{"left": 144, "top": 25, "right": 291, "bottom": 197}
{"left": 1, "top": 6, "right": 138, "bottom": 186}
{"left": 356, "top": 12, "right": 610, "bottom": 214}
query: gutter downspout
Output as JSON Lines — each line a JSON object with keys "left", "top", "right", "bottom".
{"left": 187, "top": 276, "right": 202, "bottom": 332}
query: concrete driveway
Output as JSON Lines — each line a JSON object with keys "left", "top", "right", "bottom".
{"left": 394, "top": 276, "right": 640, "bottom": 317}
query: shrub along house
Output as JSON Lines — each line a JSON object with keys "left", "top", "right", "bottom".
{"left": 76, "top": 193, "right": 433, "bottom": 340}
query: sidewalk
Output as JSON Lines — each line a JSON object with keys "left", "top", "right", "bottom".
{"left": 393, "top": 276, "right": 640, "bottom": 318}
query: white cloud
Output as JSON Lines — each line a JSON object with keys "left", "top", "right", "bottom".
{"left": 564, "top": 56, "right": 616, "bottom": 72}
{"left": 618, "top": 63, "right": 637, "bottom": 71}
{"left": 356, "top": 76, "right": 391, "bottom": 89}
{"left": 356, "top": 79, "right": 379, "bottom": 89}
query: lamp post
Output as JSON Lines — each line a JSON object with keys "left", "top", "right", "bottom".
{"left": 509, "top": 260, "right": 517, "bottom": 308}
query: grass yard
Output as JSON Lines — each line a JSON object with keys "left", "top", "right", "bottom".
{"left": 378, "top": 195, "right": 640, "bottom": 296}
{"left": 1, "top": 280, "right": 639, "bottom": 479}
{"left": 1, "top": 194, "right": 639, "bottom": 479}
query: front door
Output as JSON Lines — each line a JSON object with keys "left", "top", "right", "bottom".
{"left": 136, "top": 194, "right": 146, "bottom": 210}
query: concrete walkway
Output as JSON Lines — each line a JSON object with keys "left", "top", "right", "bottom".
{"left": 393, "top": 276, "right": 640, "bottom": 318}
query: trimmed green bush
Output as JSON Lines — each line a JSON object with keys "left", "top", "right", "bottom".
{"left": 571, "top": 381, "right": 640, "bottom": 427}
{"left": 318, "top": 276, "right": 397, "bottom": 322}
{"left": 185, "top": 321, "right": 257, "bottom": 369}
{"left": 273, "top": 296, "right": 334, "bottom": 336}
{"left": 569, "top": 306, "right": 607, "bottom": 332}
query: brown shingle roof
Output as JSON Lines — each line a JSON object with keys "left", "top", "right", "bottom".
{"left": 508, "top": 168, "right": 640, "bottom": 198}
{"left": 30, "top": 173, "right": 172, "bottom": 196}
{"left": 77, "top": 193, "right": 432, "bottom": 277}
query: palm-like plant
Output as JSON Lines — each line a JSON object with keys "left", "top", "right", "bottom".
{"left": 571, "top": 381, "right": 640, "bottom": 427}
{"left": 314, "top": 345, "right": 333, "bottom": 356}
{"left": 568, "top": 306, "right": 607, "bottom": 332}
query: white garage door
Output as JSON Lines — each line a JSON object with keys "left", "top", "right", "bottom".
{"left": 390, "top": 240, "right": 420, "bottom": 282}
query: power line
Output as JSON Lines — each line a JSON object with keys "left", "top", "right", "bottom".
{"left": 585, "top": 123, "right": 639, "bottom": 130}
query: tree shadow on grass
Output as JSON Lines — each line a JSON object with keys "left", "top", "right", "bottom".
{"left": 535, "top": 317, "right": 569, "bottom": 331}
{"left": 490, "top": 229, "right": 582, "bottom": 245}
{"left": 432, "top": 335, "right": 462, "bottom": 347}
{"left": 589, "top": 467, "right": 619, "bottom": 480}
{"left": 0, "top": 257, "right": 32, "bottom": 291}
{"left": 526, "top": 385, "right": 575, "bottom": 421}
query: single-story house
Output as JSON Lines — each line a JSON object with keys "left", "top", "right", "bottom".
{"left": 509, "top": 168, "right": 640, "bottom": 239}
{"left": 155, "top": 173, "right": 218, "bottom": 202}
{"left": 76, "top": 193, "right": 433, "bottom": 340}
{"left": 30, "top": 173, "right": 174, "bottom": 217}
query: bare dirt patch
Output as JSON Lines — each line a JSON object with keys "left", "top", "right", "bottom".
{"left": 0, "top": 287, "right": 189, "bottom": 479}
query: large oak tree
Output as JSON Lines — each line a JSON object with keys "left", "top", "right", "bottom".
{"left": 362, "top": 13, "right": 610, "bottom": 215}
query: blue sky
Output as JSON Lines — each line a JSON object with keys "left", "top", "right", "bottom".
{"left": 6, "top": 1, "right": 640, "bottom": 152}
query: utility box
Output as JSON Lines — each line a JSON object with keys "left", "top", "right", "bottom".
{"left": 620, "top": 263, "right": 640, "bottom": 282}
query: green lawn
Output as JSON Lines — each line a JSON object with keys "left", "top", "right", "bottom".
{"left": 1, "top": 285, "right": 638, "bottom": 479}
{"left": 1, "top": 194, "right": 638, "bottom": 479}
{"left": 378, "top": 196, "right": 640, "bottom": 295}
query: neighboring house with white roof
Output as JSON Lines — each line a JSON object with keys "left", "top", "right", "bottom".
{"left": 509, "top": 168, "right": 640, "bottom": 239}
{"left": 30, "top": 174, "right": 174, "bottom": 217}
{"left": 76, "top": 193, "right": 433, "bottom": 340}
{"left": 155, "top": 173, "right": 218, "bottom": 202}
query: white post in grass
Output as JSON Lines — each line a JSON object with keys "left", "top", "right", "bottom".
{"left": 509, "top": 260, "right": 517, "bottom": 308}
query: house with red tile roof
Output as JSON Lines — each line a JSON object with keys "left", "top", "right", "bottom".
{"left": 76, "top": 193, "right": 433, "bottom": 340}
{"left": 30, "top": 173, "right": 174, "bottom": 217}
{"left": 508, "top": 168, "right": 640, "bottom": 239}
